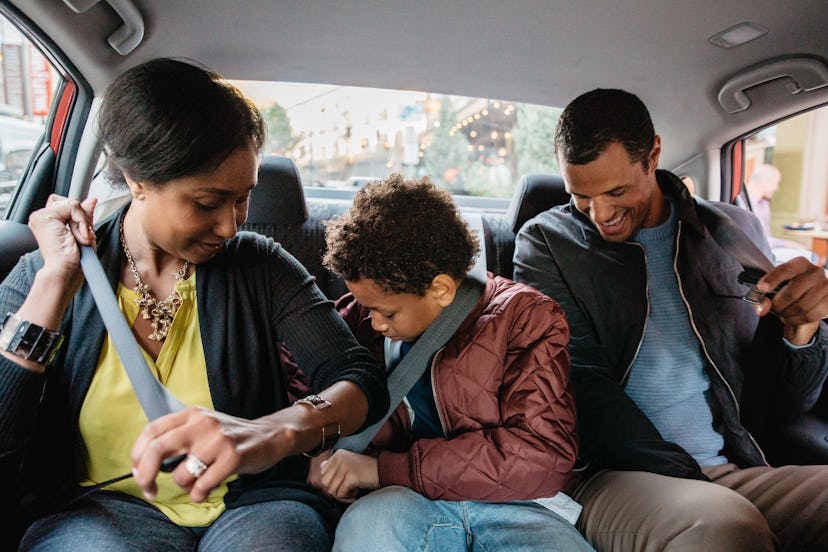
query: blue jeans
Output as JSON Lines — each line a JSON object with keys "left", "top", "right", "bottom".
{"left": 19, "top": 491, "right": 332, "bottom": 552}
{"left": 333, "top": 486, "right": 594, "bottom": 552}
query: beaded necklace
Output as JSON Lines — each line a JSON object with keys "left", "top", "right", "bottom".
{"left": 119, "top": 213, "right": 190, "bottom": 341}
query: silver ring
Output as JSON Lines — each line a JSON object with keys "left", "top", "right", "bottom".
{"left": 183, "top": 454, "right": 208, "bottom": 478}
{"left": 51, "top": 199, "right": 69, "bottom": 207}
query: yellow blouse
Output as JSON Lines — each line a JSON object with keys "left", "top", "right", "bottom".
{"left": 79, "top": 273, "right": 233, "bottom": 527}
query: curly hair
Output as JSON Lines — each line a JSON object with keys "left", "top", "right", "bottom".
{"left": 323, "top": 174, "right": 479, "bottom": 296}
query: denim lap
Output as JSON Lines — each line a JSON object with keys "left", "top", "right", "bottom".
{"left": 20, "top": 491, "right": 331, "bottom": 552}
{"left": 20, "top": 492, "right": 194, "bottom": 552}
{"left": 200, "top": 499, "right": 331, "bottom": 552}
{"left": 333, "top": 486, "right": 594, "bottom": 552}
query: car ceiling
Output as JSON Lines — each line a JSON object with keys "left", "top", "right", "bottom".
{"left": 7, "top": 0, "right": 828, "bottom": 169}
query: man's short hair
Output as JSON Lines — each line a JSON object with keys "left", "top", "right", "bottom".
{"left": 555, "top": 88, "right": 655, "bottom": 169}
{"left": 323, "top": 174, "right": 479, "bottom": 296}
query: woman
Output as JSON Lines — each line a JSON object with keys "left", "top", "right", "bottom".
{"left": 0, "top": 59, "right": 388, "bottom": 551}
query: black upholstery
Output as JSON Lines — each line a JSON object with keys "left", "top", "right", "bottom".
{"left": 505, "top": 173, "right": 570, "bottom": 234}
{"left": 242, "top": 162, "right": 564, "bottom": 297}
{"left": 242, "top": 156, "right": 348, "bottom": 299}
{"left": 247, "top": 155, "right": 308, "bottom": 225}
{"left": 481, "top": 214, "right": 516, "bottom": 280}
{"left": 0, "top": 221, "right": 37, "bottom": 282}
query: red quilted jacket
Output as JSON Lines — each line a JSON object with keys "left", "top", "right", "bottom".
{"left": 336, "top": 273, "right": 579, "bottom": 501}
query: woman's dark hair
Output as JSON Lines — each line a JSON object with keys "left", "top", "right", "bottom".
{"left": 323, "top": 174, "right": 479, "bottom": 296}
{"left": 554, "top": 88, "right": 655, "bottom": 169}
{"left": 97, "top": 58, "right": 265, "bottom": 187}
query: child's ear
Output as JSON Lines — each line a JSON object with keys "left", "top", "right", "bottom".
{"left": 428, "top": 274, "right": 459, "bottom": 307}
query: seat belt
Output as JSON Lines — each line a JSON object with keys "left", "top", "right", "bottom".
{"left": 55, "top": 246, "right": 187, "bottom": 506}
{"left": 80, "top": 245, "right": 186, "bottom": 418}
{"left": 695, "top": 197, "right": 774, "bottom": 273}
{"left": 695, "top": 198, "right": 782, "bottom": 302}
{"left": 334, "top": 212, "right": 488, "bottom": 453}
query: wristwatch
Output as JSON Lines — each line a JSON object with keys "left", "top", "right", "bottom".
{"left": 293, "top": 394, "right": 332, "bottom": 410}
{"left": 0, "top": 312, "right": 65, "bottom": 366}
{"left": 293, "top": 394, "right": 339, "bottom": 456}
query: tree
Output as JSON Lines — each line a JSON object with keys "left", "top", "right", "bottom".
{"left": 263, "top": 102, "right": 294, "bottom": 155}
{"left": 512, "top": 104, "right": 561, "bottom": 175}
{"left": 422, "top": 97, "right": 472, "bottom": 193}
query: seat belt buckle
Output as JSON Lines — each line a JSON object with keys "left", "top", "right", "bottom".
{"left": 738, "top": 268, "right": 785, "bottom": 305}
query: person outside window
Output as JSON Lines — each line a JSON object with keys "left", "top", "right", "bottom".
{"left": 746, "top": 163, "right": 816, "bottom": 264}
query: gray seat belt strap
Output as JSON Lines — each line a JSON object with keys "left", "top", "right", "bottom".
{"left": 334, "top": 213, "right": 488, "bottom": 453}
{"left": 695, "top": 198, "right": 774, "bottom": 272}
{"left": 79, "top": 245, "right": 186, "bottom": 420}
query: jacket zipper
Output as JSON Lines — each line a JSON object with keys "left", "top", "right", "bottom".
{"left": 621, "top": 242, "right": 649, "bottom": 386}
{"left": 429, "top": 347, "right": 449, "bottom": 437}
{"left": 672, "top": 220, "right": 769, "bottom": 466}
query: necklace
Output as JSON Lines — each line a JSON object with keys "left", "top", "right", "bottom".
{"left": 119, "top": 214, "right": 190, "bottom": 341}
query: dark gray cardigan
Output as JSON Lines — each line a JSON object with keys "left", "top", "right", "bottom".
{"left": 0, "top": 205, "right": 388, "bottom": 538}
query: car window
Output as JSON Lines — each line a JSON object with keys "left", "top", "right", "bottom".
{"left": 742, "top": 104, "right": 828, "bottom": 266}
{"left": 232, "top": 81, "right": 563, "bottom": 200}
{"left": 0, "top": 17, "right": 59, "bottom": 218}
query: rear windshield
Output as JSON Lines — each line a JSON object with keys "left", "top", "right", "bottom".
{"left": 233, "top": 80, "right": 562, "bottom": 199}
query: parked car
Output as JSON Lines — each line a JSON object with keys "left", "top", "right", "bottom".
{"left": 0, "top": 106, "right": 45, "bottom": 215}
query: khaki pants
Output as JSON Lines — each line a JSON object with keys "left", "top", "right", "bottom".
{"left": 573, "top": 463, "right": 828, "bottom": 551}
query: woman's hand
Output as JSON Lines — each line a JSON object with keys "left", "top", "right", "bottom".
{"left": 131, "top": 382, "right": 370, "bottom": 503}
{"left": 1, "top": 195, "right": 98, "bottom": 372}
{"left": 319, "top": 449, "right": 379, "bottom": 503}
{"left": 27, "top": 194, "right": 97, "bottom": 294}
{"left": 130, "top": 406, "right": 283, "bottom": 503}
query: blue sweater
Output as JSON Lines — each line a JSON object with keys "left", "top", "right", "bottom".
{"left": 626, "top": 198, "right": 726, "bottom": 467}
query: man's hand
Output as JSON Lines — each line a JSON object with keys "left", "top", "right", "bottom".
{"left": 755, "top": 256, "right": 828, "bottom": 345}
{"left": 319, "top": 450, "right": 379, "bottom": 503}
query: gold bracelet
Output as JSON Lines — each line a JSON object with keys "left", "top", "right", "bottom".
{"left": 293, "top": 395, "right": 340, "bottom": 457}
{"left": 303, "top": 422, "right": 341, "bottom": 458}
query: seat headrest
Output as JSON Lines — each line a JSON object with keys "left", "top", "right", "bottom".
{"left": 246, "top": 155, "right": 308, "bottom": 225}
{"left": 506, "top": 173, "right": 570, "bottom": 234}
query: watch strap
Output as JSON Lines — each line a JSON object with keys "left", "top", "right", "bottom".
{"left": 293, "top": 394, "right": 337, "bottom": 456}
{"left": 0, "top": 312, "right": 65, "bottom": 366}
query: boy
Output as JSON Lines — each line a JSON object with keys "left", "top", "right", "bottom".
{"left": 317, "top": 174, "right": 592, "bottom": 551}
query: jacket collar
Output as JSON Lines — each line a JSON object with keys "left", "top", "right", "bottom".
{"left": 656, "top": 169, "right": 707, "bottom": 237}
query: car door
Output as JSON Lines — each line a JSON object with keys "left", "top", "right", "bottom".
{"left": 722, "top": 103, "right": 828, "bottom": 467}
{"left": 0, "top": 4, "right": 93, "bottom": 282}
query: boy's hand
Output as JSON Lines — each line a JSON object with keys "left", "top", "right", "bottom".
{"left": 306, "top": 452, "right": 328, "bottom": 489}
{"left": 319, "top": 449, "right": 379, "bottom": 502}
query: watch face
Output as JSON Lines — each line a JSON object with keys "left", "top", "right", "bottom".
{"left": 302, "top": 395, "right": 331, "bottom": 408}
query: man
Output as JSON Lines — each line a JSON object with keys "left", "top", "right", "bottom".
{"left": 513, "top": 88, "right": 828, "bottom": 551}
